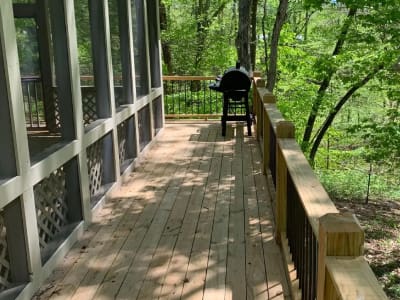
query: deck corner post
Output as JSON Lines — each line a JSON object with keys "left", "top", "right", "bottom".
{"left": 255, "top": 78, "right": 265, "bottom": 88}
{"left": 316, "top": 213, "right": 364, "bottom": 300}
{"left": 276, "top": 121, "right": 295, "bottom": 139}
{"left": 254, "top": 80, "right": 266, "bottom": 143}
{"left": 262, "top": 90, "right": 276, "bottom": 104}
{"left": 262, "top": 108, "right": 269, "bottom": 174}
{"left": 252, "top": 70, "right": 262, "bottom": 78}
{"left": 252, "top": 81, "right": 260, "bottom": 141}
{"left": 275, "top": 121, "right": 295, "bottom": 243}
{"left": 261, "top": 90, "right": 279, "bottom": 174}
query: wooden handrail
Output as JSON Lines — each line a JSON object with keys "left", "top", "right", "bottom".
{"left": 324, "top": 256, "right": 388, "bottom": 299}
{"left": 252, "top": 74, "right": 388, "bottom": 300}
{"left": 162, "top": 75, "right": 216, "bottom": 81}
{"left": 21, "top": 75, "right": 217, "bottom": 82}
{"left": 278, "top": 138, "right": 338, "bottom": 236}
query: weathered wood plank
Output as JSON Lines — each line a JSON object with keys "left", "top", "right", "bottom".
{"left": 101, "top": 148, "right": 193, "bottom": 299}
{"left": 49, "top": 196, "right": 136, "bottom": 300}
{"left": 114, "top": 196, "right": 177, "bottom": 299}
{"left": 180, "top": 131, "right": 221, "bottom": 299}
{"left": 33, "top": 123, "right": 290, "bottom": 300}
{"left": 203, "top": 139, "right": 233, "bottom": 300}
{"left": 159, "top": 126, "right": 217, "bottom": 299}
{"left": 226, "top": 125, "right": 247, "bottom": 300}
{"left": 251, "top": 136, "right": 289, "bottom": 299}
{"left": 278, "top": 139, "right": 338, "bottom": 236}
{"left": 92, "top": 205, "right": 159, "bottom": 300}
{"left": 92, "top": 152, "right": 185, "bottom": 300}
{"left": 243, "top": 137, "right": 269, "bottom": 300}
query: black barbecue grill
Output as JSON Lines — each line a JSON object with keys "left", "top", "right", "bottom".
{"left": 209, "top": 64, "right": 252, "bottom": 136}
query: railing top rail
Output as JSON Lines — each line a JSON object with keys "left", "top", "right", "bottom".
{"left": 163, "top": 75, "right": 216, "bottom": 81}
{"left": 264, "top": 103, "right": 286, "bottom": 134}
{"left": 256, "top": 87, "right": 284, "bottom": 132}
{"left": 22, "top": 74, "right": 221, "bottom": 83}
{"left": 254, "top": 82, "right": 338, "bottom": 236}
{"left": 325, "top": 256, "right": 388, "bottom": 300}
{"left": 278, "top": 138, "right": 338, "bottom": 235}
{"left": 252, "top": 75, "right": 388, "bottom": 300}
{"left": 21, "top": 75, "right": 41, "bottom": 81}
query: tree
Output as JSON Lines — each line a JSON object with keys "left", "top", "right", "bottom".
{"left": 266, "top": 0, "right": 288, "bottom": 91}
{"left": 291, "top": 0, "right": 400, "bottom": 162}
{"left": 250, "top": 0, "right": 258, "bottom": 70}
{"left": 309, "top": 63, "right": 384, "bottom": 161}
{"left": 159, "top": 0, "right": 400, "bottom": 162}
{"left": 160, "top": 0, "right": 235, "bottom": 75}
{"left": 302, "top": 5, "right": 357, "bottom": 152}
{"left": 193, "top": 0, "right": 230, "bottom": 73}
{"left": 159, "top": 0, "right": 173, "bottom": 74}
{"left": 236, "top": 0, "right": 252, "bottom": 71}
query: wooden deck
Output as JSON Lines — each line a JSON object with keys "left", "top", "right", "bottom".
{"left": 33, "top": 122, "right": 290, "bottom": 300}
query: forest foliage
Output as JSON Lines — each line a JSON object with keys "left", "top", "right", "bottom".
{"left": 12, "top": 0, "right": 399, "bottom": 297}
{"left": 161, "top": 0, "right": 400, "bottom": 202}
{"left": 161, "top": 2, "right": 399, "bottom": 297}
{"left": 14, "top": 0, "right": 399, "bottom": 201}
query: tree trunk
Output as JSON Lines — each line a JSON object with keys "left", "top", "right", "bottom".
{"left": 193, "top": 1, "right": 228, "bottom": 73}
{"left": 250, "top": 0, "right": 258, "bottom": 71}
{"left": 304, "top": 9, "right": 311, "bottom": 41}
{"left": 266, "top": 0, "right": 288, "bottom": 92}
{"left": 309, "top": 64, "right": 384, "bottom": 162}
{"left": 302, "top": 7, "right": 357, "bottom": 150}
{"left": 262, "top": 0, "right": 268, "bottom": 73}
{"left": 159, "top": 0, "right": 173, "bottom": 74}
{"left": 236, "top": 0, "right": 252, "bottom": 71}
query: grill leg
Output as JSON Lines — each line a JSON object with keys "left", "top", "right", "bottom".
{"left": 244, "top": 95, "right": 252, "bottom": 136}
{"left": 221, "top": 117, "right": 227, "bottom": 136}
{"left": 221, "top": 96, "right": 228, "bottom": 136}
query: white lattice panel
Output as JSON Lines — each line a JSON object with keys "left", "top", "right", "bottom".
{"left": 114, "top": 86, "right": 123, "bottom": 107}
{"left": 86, "top": 139, "right": 104, "bottom": 202}
{"left": 44, "top": 87, "right": 61, "bottom": 133}
{"left": 0, "top": 214, "right": 11, "bottom": 292}
{"left": 50, "top": 88, "right": 61, "bottom": 133}
{"left": 152, "top": 96, "right": 163, "bottom": 132}
{"left": 117, "top": 121, "right": 127, "bottom": 168}
{"left": 34, "top": 168, "right": 68, "bottom": 250}
{"left": 81, "top": 87, "right": 98, "bottom": 125}
{"left": 138, "top": 105, "right": 151, "bottom": 151}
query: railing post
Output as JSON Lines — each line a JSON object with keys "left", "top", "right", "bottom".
{"left": 275, "top": 121, "right": 295, "bottom": 244}
{"left": 254, "top": 78, "right": 265, "bottom": 141}
{"left": 252, "top": 71, "right": 262, "bottom": 78}
{"left": 317, "top": 213, "right": 364, "bottom": 300}
{"left": 262, "top": 91, "right": 277, "bottom": 175}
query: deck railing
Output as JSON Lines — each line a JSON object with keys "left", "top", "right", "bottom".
{"left": 163, "top": 76, "right": 223, "bottom": 118}
{"left": 252, "top": 74, "right": 388, "bottom": 299}
{"left": 21, "top": 76, "right": 125, "bottom": 129}
{"left": 23, "top": 75, "right": 221, "bottom": 129}
{"left": 21, "top": 76, "right": 46, "bottom": 129}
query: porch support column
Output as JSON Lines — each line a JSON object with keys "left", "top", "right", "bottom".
{"left": 89, "top": 0, "right": 114, "bottom": 118}
{"left": 37, "top": 0, "right": 57, "bottom": 132}
{"left": 275, "top": 121, "right": 295, "bottom": 242}
{"left": 89, "top": 0, "right": 120, "bottom": 181}
{"left": 117, "top": 0, "right": 135, "bottom": 105}
{"left": 50, "top": 0, "right": 92, "bottom": 221}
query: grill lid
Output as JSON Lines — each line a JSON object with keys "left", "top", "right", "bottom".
{"left": 219, "top": 67, "right": 251, "bottom": 92}
{"left": 209, "top": 64, "right": 251, "bottom": 92}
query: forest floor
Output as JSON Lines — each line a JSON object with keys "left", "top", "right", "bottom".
{"left": 334, "top": 199, "right": 400, "bottom": 299}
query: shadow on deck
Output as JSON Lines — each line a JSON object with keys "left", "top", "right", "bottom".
{"left": 33, "top": 122, "right": 290, "bottom": 300}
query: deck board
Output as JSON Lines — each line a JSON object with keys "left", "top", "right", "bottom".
{"left": 33, "top": 122, "right": 289, "bottom": 300}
